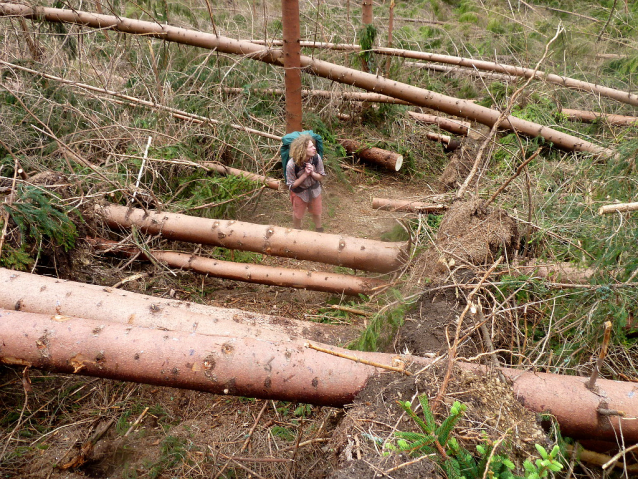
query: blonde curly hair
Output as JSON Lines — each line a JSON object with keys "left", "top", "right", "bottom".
{"left": 289, "top": 134, "right": 316, "bottom": 167}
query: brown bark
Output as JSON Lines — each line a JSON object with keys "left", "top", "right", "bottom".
{"left": 1, "top": 307, "right": 638, "bottom": 441}
{"left": 408, "top": 111, "right": 470, "bottom": 136}
{"left": 282, "top": 0, "right": 303, "bottom": 133}
{"left": 95, "top": 203, "right": 407, "bottom": 273}
{"left": 0, "top": 268, "right": 358, "bottom": 345}
{"left": 339, "top": 139, "right": 403, "bottom": 171}
{"left": 201, "top": 162, "right": 280, "bottom": 190}
{"left": 372, "top": 198, "right": 448, "bottom": 214}
{"left": 86, "top": 238, "right": 387, "bottom": 296}
{"left": 410, "top": 61, "right": 518, "bottom": 82}
{"left": 561, "top": 108, "right": 638, "bottom": 126}
{"left": 361, "top": 1, "right": 373, "bottom": 73}
{"left": 0, "top": 4, "right": 610, "bottom": 155}
{"left": 599, "top": 202, "right": 638, "bottom": 215}
{"left": 222, "top": 87, "right": 411, "bottom": 104}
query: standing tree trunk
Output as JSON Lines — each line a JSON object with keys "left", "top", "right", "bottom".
{"left": 385, "top": 0, "right": 395, "bottom": 77}
{"left": 361, "top": 0, "right": 373, "bottom": 73}
{"left": 0, "top": 4, "right": 611, "bottom": 156}
{"left": 281, "top": 0, "right": 303, "bottom": 132}
{"left": 95, "top": 203, "right": 408, "bottom": 273}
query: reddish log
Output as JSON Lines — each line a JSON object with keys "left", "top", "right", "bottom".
{"left": 0, "top": 4, "right": 609, "bottom": 155}
{"left": 372, "top": 198, "right": 448, "bottom": 214}
{"left": 201, "top": 162, "right": 280, "bottom": 190}
{"left": 86, "top": 238, "right": 387, "bottom": 296}
{"left": 561, "top": 109, "right": 638, "bottom": 126}
{"left": 0, "top": 268, "right": 358, "bottom": 345}
{"left": 408, "top": 111, "right": 470, "bottom": 136}
{"left": 95, "top": 203, "right": 407, "bottom": 273}
{"left": 281, "top": 0, "right": 303, "bottom": 132}
{"left": 1, "top": 308, "right": 638, "bottom": 442}
{"left": 339, "top": 139, "right": 403, "bottom": 172}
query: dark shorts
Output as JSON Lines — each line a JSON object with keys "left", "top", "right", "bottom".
{"left": 290, "top": 191, "right": 322, "bottom": 219}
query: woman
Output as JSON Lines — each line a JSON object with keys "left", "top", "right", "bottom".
{"left": 286, "top": 134, "right": 326, "bottom": 232}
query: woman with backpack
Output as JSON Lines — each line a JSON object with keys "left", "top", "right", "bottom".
{"left": 286, "top": 134, "right": 326, "bottom": 232}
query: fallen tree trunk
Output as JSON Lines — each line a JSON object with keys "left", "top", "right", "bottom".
{"left": 222, "top": 87, "right": 411, "bottom": 104}
{"left": 372, "top": 198, "right": 449, "bottom": 214}
{"left": 411, "top": 61, "right": 518, "bottom": 82}
{"left": 561, "top": 108, "right": 638, "bottom": 126}
{"left": 408, "top": 111, "right": 470, "bottom": 136}
{"left": 249, "top": 40, "right": 638, "bottom": 108}
{"left": 0, "top": 4, "right": 610, "bottom": 155}
{"left": 599, "top": 202, "right": 638, "bottom": 215}
{"left": 511, "top": 260, "right": 594, "bottom": 284}
{"left": 339, "top": 140, "right": 403, "bottom": 171}
{"left": 0, "top": 268, "right": 358, "bottom": 345}
{"left": 1, "top": 308, "right": 637, "bottom": 442}
{"left": 86, "top": 238, "right": 387, "bottom": 296}
{"left": 426, "top": 132, "right": 461, "bottom": 150}
{"left": 95, "top": 203, "right": 407, "bottom": 273}
{"left": 201, "top": 162, "right": 280, "bottom": 190}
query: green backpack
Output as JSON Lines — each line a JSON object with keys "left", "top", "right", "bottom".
{"left": 280, "top": 130, "right": 324, "bottom": 182}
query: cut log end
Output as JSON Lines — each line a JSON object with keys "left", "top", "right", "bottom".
{"left": 394, "top": 155, "right": 403, "bottom": 171}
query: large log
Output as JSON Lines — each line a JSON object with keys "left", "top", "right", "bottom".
{"left": 201, "top": 162, "right": 280, "bottom": 190}
{"left": 339, "top": 139, "right": 403, "bottom": 171}
{"left": 0, "top": 268, "right": 358, "bottom": 345}
{"left": 0, "top": 4, "right": 610, "bottom": 155}
{"left": 86, "top": 238, "right": 387, "bottom": 296}
{"left": 1, "top": 308, "right": 637, "bottom": 442}
{"left": 372, "top": 198, "right": 449, "bottom": 214}
{"left": 95, "top": 203, "right": 407, "bottom": 273}
{"left": 408, "top": 111, "right": 470, "bottom": 136}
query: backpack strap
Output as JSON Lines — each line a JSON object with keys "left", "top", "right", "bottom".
{"left": 291, "top": 155, "right": 320, "bottom": 194}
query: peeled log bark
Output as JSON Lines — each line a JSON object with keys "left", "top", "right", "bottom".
{"left": 1, "top": 308, "right": 637, "bottom": 442}
{"left": 201, "top": 162, "right": 280, "bottom": 190}
{"left": 561, "top": 109, "right": 638, "bottom": 126}
{"left": 599, "top": 202, "right": 638, "bottom": 215}
{"left": 0, "top": 268, "right": 358, "bottom": 346}
{"left": 0, "top": 4, "right": 609, "bottom": 155}
{"left": 86, "top": 238, "right": 387, "bottom": 296}
{"left": 408, "top": 111, "right": 470, "bottom": 136}
{"left": 339, "top": 139, "right": 403, "bottom": 171}
{"left": 372, "top": 198, "right": 448, "bottom": 214}
{"left": 96, "top": 204, "right": 407, "bottom": 273}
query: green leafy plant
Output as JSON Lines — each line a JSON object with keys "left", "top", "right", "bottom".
{"left": 385, "top": 394, "right": 563, "bottom": 479}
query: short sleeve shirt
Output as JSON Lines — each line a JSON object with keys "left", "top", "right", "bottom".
{"left": 286, "top": 155, "right": 326, "bottom": 203}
